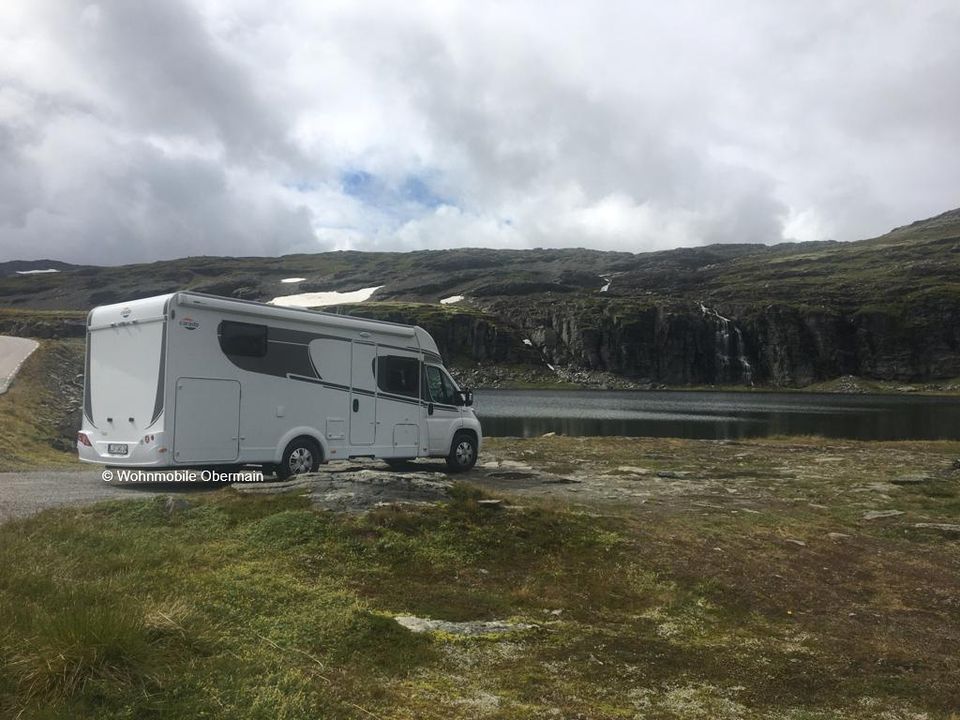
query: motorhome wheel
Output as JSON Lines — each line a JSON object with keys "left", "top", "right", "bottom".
{"left": 276, "top": 437, "right": 321, "bottom": 480}
{"left": 446, "top": 432, "right": 477, "bottom": 472}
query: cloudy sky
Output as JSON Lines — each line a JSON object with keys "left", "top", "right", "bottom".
{"left": 1, "top": 1, "right": 958, "bottom": 264}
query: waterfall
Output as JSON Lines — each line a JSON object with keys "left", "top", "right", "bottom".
{"left": 699, "top": 302, "right": 753, "bottom": 385}
{"left": 734, "top": 326, "right": 753, "bottom": 385}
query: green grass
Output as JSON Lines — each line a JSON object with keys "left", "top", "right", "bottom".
{"left": 2, "top": 454, "right": 959, "bottom": 718}
{"left": 0, "top": 340, "right": 82, "bottom": 471}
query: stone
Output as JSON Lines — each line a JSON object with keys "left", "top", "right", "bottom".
{"left": 616, "top": 466, "right": 652, "bottom": 475}
{"left": 541, "top": 431, "right": 557, "bottom": 437}
{"left": 890, "top": 474, "right": 929, "bottom": 485}
{"left": 862, "top": 510, "right": 904, "bottom": 521}
{"left": 912, "top": 523, "right": 960, "bottom": 535}
{"left": 656, "top": 470, "right": 692, "bottom": 479}
{"left": 827, "top": 532, "right": 852, "bottom": 539}
{"left": 477, "top": 499, "right": 505, "bottom": 509}
{"left": 164, "top": 496, "right": 191, "bottom": 514}
{"left": 395, "top": 615, "right": 535, "bottom": 636}
{"left": 784, "top": 538, "right": 806, "bottom": 547}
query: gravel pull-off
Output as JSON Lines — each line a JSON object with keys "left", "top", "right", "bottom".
{"left": 0, "top": 470, "right": 175, "bottom": 522}
{"left": 394, "top": 616, "right": 535, "bottom": 636}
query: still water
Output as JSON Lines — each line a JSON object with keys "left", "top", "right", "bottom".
{"left": 472, "top": 390, "right": 960, "bottom": 441}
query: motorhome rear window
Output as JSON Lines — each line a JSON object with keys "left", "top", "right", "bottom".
{"left": 219, "top": 321, "right": 267, "bottom": 358}
{"left": 376, "top": 355, "right": 420, "bottom": 398}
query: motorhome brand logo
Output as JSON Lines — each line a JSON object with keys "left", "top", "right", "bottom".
{"left": 120, "top": 307, "right": 131, "bottom": 318}
{"left": 179, "top": 317, "right": 200, "bottom": 330}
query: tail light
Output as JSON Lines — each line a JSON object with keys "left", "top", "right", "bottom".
{"left": 77, "top": 432, "right": 92, "bottom": 447}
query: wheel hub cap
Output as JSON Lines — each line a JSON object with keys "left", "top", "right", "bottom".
{"left": 455, "top": 441, "right": 474, "bottom": 465}
{"left": 289, "top": 447, "right": 313, "bottom": 474}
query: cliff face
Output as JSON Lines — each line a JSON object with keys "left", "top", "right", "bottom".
{"left": 475, "top": 297, "right": 960, "bottom": 386}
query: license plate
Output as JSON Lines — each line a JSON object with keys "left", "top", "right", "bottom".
{"left": 107, "top": 443, "right": 128, "bottom": 455}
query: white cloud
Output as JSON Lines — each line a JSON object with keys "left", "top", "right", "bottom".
{"left": 1, "top": 0, "right": 959, "bottom": 262}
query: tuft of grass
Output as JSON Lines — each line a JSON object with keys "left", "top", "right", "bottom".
{"left": 10, "top": 601, "right": 161, "bottom": 702}
{"left": 245, "top": 509, "right": 330, "bottom": 550}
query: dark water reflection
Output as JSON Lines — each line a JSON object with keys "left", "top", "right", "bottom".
{"left": 473, "top": 390, "right": 960, "bottom": 441}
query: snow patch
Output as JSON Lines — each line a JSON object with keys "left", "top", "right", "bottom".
{"left": 280, "top": 277, "right": 306, "bottom": 284}
{"left": 522, "top": 338, "right": 533, "bottom": 346}
{"left": 16, "top": 269, "right": 60, "bottom": 275}
{"left": 440, "top": 295, "right": 464, "bottom": 304}
{"left": 600, "top": 276, "right": 611, "bottom": 292}
{"left": 269, "top": 286, "right": 382, "bottom": 308}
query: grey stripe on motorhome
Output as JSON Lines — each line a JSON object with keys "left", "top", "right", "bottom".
{"left": 148, "top": 318, "right": 167, "bottom": 427}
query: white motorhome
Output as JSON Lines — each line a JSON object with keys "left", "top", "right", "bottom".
{"left": 77, "top": 292, "right": 482, "bottom": 477}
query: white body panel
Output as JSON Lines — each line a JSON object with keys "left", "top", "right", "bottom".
{"left": 78, "top": 292, "right": 482, "bottom": 468}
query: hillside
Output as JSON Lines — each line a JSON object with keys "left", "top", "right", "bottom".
{"left": 3, "top": 208, "right": 960, "bottom": 387}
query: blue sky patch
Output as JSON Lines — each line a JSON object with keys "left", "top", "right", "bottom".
{"left": 340, "top": 170, "right": 451, "bottom": 213}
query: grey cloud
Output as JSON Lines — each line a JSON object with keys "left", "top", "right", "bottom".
{"left": 1, "top": 0, "right": 959, "bottom": 262}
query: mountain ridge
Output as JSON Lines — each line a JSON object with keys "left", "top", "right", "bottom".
{"left": 2, "top": 207, "right": 959, "bottom": 386}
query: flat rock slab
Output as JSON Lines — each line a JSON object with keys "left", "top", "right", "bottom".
{"left": 233, "top": 468, "right": 454, "bottom": 512}
{"left": 863, "top": 510, "right": 905, "bottom": 521}
{"left": 395, "top": 615, "right": 535, "bottom": 637}
{"left": 617, "top": 466, "right": 652, "bottom": 476}
{"left": 912, "top": 523, "right": 960, "bottom": 536}
{"left": 0, "top": 336, "right": 39, "bottom": 394}
{"left": 891, "top": 474, "right": 930, "bottom": 485}
{"left": 313, "top": 470, "right": 453, "bottom": 512}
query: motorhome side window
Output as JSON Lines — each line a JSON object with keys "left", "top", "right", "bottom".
{"left": 376, "top": 355, "right": 420, "bottom": 398}
{"left": 218, "top": 321, "right": 268, "bottom": 358}
{"left": 424, "top": 365, "right": 457, "bottom": 405}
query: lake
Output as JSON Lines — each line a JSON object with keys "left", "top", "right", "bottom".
{"left": 472, "top": 389, "right": 960, "bottom": 441}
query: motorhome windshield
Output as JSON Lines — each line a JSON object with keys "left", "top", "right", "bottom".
{"left": 86, "top": 320, "right": 165, "bottom": 429}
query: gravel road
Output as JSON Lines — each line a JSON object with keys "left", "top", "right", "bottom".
{"left": 0, "top": 335, "right": 39, "bottom": 394}
{"left": 0, "top": 469, "right": 220, "bottom": 523}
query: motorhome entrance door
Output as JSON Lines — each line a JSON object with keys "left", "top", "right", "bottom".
{"left": 350, "top": 341, "right": 377, "bottom": 445}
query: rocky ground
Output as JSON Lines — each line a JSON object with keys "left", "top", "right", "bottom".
{"left": 227, "top": 435, "right": 960, "bottom": 532}
{"left": 2, "top": 436, "right": 959, "bottom": 717}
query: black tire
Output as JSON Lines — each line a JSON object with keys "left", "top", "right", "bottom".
{"left": 446, "top": 432, "right": 478, "bottom": 473}
{"left": 275, "top": 437, "right": 321, "bottom": 480}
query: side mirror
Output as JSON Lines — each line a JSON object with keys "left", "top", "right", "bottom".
{"left": 459, "top": 389, "right": 474, "bottom": 407}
